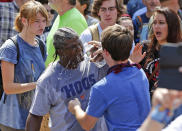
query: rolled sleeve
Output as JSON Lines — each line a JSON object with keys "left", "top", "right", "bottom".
{"left": 0, "top": 39, "right": 18, "bottom": 64}
{"left": 30, "top": 80, "right": 52, "bottom": 116}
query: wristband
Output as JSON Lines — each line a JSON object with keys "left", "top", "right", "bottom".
{"left": 151, "top": 105, "right": 173, "bottom": 125}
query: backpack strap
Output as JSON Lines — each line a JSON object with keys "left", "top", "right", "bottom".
{"left": 88, "top": 24, "right": 100, "bottom": 41}
{"left": 9, "top": 35, "right": 19, "bottom": 63}
{"left": 36, "top": 38, "right": 45, "bottom": 59}
{"left": 136, "top": 15, "right": 143, "bottom": 37}
{"left": 136, "top": 15, "right": 143, "bottom": 27}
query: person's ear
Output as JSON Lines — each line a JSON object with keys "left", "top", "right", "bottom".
{"left": 57, "top": 49, "right": 63, "bottom": 55}
{"left": 82, "top": 4, "right": 87, "bottom": 11}
{"left": 21, "top": 17, "right": 28, "bottom": 26}
{"left": 103, "top": 49, "right": 110, "bottom": 56}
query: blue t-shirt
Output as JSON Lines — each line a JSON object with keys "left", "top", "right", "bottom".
{"left": 133, "top": 13, "right": 150, "bottom": 43}
{"left": 127, "top": 0, "right": 145, "bottom": 18}
{"left": 0, "top": 35, "right": 46, "bottom": 129}
{"left": 86, "top": 66, "right": 151, "bottom": 131}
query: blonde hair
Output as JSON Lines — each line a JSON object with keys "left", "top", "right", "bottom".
{"left": 14, "top": 0, "right": 48, "bottom": 32}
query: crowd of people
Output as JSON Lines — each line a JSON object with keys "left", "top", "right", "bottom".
{"left": 0, "top": 0, "right": 182, "bottom": 131}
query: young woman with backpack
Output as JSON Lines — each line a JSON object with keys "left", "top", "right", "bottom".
{"left": 0, "top": 1, "right": 48, "bottom": 130}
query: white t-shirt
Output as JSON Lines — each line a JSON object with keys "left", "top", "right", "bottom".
{"left": 162, "top": 115, "right": 182, "bottom": 131}
{"left": 80, "top": 23, "right": 102, "bottom": 45}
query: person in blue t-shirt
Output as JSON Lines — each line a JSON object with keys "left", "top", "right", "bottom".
{"left": 127, "top": 0, "right": 145, "bottom": 18}
{"left": 68, "top": 24, "right": 151, "bottom": 131}
{"left": 0, "top": 1, "right": 48, "bottom": 131}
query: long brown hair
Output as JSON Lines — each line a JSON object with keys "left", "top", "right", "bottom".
{"left": 147, "top": 7, "right": 182, "bottom": 60}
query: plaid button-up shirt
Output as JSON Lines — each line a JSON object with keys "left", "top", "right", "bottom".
{"left": 0, "top": 1, "right": 19, "bottom": 47}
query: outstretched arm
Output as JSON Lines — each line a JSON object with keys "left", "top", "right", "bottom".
{"left": 139, "top": 88, "right": 182, "bottom": 131}
{"left": 68, "top": 98, "right": 98, "bottom": 131}
{"left": 26, "top": 113, "right": 43, "bottom": 131}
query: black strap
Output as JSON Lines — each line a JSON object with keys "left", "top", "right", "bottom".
{"left": 36, "top": 38, "right": 45, "bottom": 59}
{"left": 136, "top": 15, "right": 143, "bottom": 36}
{"left": 9, "top": 35, "right": 19, "bottom": 63}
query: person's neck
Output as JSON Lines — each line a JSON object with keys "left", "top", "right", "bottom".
{"left": 14, "top": 0, "right": 23, "bottom": 8}
{"left": 58, "top": 5, "right": 74, "bottom": 16}
{"left": 59, "top": 60, "right": 78, "bottom": 69}
{"left": 146, "top": 11, "right": 153, "bottom": 18}
{"left": 108, "top": 59, "right": 128, "bottom": 67}
{"left": 19, "top": 30, "right": 36, "bottom": 46}
{"left": 100, "top": 22, "right": 115, "bottom": 30}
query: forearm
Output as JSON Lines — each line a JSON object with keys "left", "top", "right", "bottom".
{"left": 26, "top": 113, "right": 43, "bottom": 131}
{"left": 139, "top": 110, "right": 165, "bottom": 131}
{"left": 74, "top": 106, "right": 91, "bottom": 131}
{"left": 3, "top": 82, "right": 36, "bottom": 94}
{"left": 69, "top": 99, "right": 98, "bottom": 130}
{"left": 1, "top": 61, "right": 36, "bottom": 94}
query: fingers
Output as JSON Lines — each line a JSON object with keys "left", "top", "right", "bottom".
{"left": 142, "top": 52, "right": 146, "bottom": 59}
{"left": 90, "top": 53, "right": 103, "bottom": 62}
{"left": 133, "top": 43, "right": 140, "bottom": 52}
{"left": 68, "top": 98, "right": 81, "bottom": 114}
{"left": 92, "top": 48, "right": 102, "bottom": 57}
{"left": 152, "top": 88, "right": 182, "bottom": 110}
{"left": 87, "top": 42, "right": 103, "bottom": 62}
{"left": 88, "top": 41, "right": 101, "bottom": 48}
{"left": 179, "top": 66, "right": 182, "bottom": 72}
{"left": 90, "top": 47, "right": 98, "bottom": 58}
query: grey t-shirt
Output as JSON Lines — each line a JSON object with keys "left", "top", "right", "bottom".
{"left": 30, "top": 60, "right": 106, "bottom": 131}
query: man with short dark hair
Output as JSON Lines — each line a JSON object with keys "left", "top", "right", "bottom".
{"left": 68, "top": 24, "right": 151, "bottom": 131}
